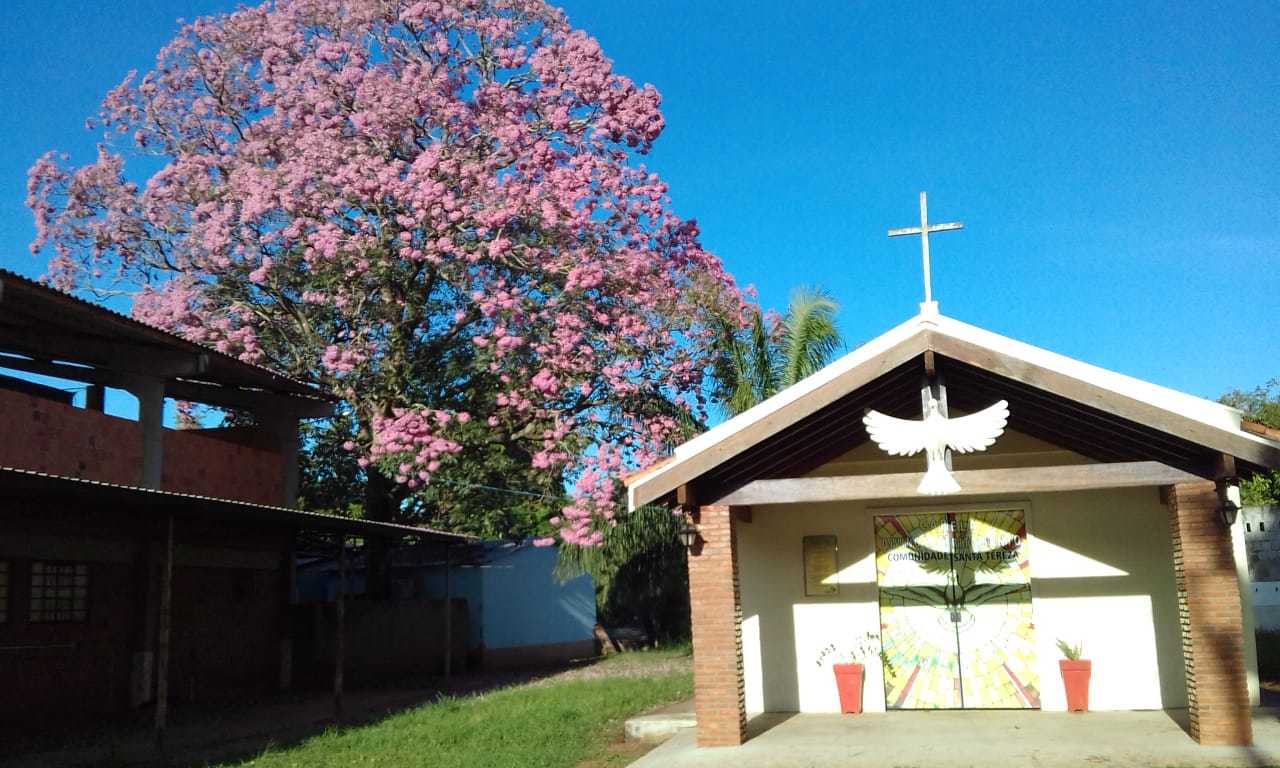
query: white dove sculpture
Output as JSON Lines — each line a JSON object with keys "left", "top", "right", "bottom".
{"left": 863, "top": 397, "right": 1010, "bottom": 495}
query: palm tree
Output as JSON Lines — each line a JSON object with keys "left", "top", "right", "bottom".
{"left": 714, "top": 285, "right": 844, "bottom": 416}
{"left": 556, "top": 286, "right": 845, "bottom": 643}
{"left": 554, "top": 502, "right": 691, "bottom": 643}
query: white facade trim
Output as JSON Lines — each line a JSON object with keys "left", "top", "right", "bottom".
{"left": 627, "top": 309, "right": 1280, "bottom": 510}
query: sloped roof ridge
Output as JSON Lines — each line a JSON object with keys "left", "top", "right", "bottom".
{"left": 670, "top": 312, "right": 927, "bottom": 461}
{"left": 931, "top": 313, "right": 1249, "bottom": 436}
{"left": 625, "top": 307, "right": 1280, "bottom": 508}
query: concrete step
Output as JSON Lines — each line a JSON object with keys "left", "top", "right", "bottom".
{"left": 624, "top": 699, "right": 696, "bottom": 743}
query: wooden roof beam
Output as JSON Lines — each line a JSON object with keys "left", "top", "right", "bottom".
{"left": 930, "top": 334, "right": 1280, "bottom": 469}
{"left": 0, "top": 274, "right": 325, "bottom": 400}
{"left": 0, "top": 355, "right": 331, "bottom": 417}
{"left": 0, "top": 328, "right": 208, "bottom": 379}
{"left": 0, "top": 354, "right": 122, "bottom": 388}
{"left": 701, "top": 366, "right": 923, "bottom": 490}
{"left": 712, "top": 461, "right": 1200, "bottom": 506}
{"left": 166, "top": 380, "right": 335, "bottom": 419}
{"left": 627, "top": 332, "right": 932, "bottom": 509}
{"left": 945, "top": 362, "right": 1204, "bottom": 458}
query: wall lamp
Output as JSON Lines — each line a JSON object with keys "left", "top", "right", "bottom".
{"left": 678, "top": 522, "right": 701, "bottom": 552}
{"left": 1216, "top": 476, "right": 1241, "bottom": 527}
{"left": 676, "top": 505, "right": 701, "bottom": 552}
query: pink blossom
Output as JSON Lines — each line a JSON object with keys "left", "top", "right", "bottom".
{"left": 24, "top": 0, "right": 753, "bottom": 548}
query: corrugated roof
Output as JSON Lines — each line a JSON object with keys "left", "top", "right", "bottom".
{"left": 0, "top": 268, "right": 331, "bottom": 402}
{"left": 0, "top": 465, "right": 470, "bottom": 540}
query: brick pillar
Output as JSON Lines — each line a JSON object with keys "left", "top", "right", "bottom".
{"left": 688, "top": 504, "right": 746, "bottom": 747}
{"left": 1167, "top": 481, "right": 1252, "bottom": 745}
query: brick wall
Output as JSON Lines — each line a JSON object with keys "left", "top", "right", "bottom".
{"left": 1167, "top": 481, "right": 1253, "bottom": 745}
{"left": 0, "top": 388, "right": 142, "bottom": 482}
{"left": 162, "top": 426, "right": 285, "bottom": 506}
{"left": 0, "top": 558, "right": 137, "bottom": 722}
{"left": 0, "top": 506, "right": 291, "bottom": 723}
{"left": 0, "top": 387, "right": 284, "bottom": 505}
{"left": 687, "top": 504, "right": 746, "bottom": 747}
{"left": 168, "top": 562, "right": 284, "bottom": 704}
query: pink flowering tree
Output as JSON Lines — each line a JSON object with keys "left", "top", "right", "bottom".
{"left": 28, "top": 0, "right": 748, "bottom": 551}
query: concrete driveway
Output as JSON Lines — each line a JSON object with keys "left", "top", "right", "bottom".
{"left": 630, "top": 708, "right": 1280, "bottom": 767}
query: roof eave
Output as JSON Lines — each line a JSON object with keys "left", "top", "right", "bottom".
{"left": 0, "top": 465, "right": 471, "bottom": 541}
{"left": 629, "top": 310, "right": 1280, "bottom": 511}
{"left": 0, "top": 270, "right": 333, "bottom": 405}
{"left": 628, "top": 311, "right": 934, "bottom": 510}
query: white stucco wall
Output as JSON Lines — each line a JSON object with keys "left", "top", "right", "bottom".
{"left": 737, "top": 431, "right": 1191, "bottom": 714}
{"left": 1231, "top": 516, "right": 1261, "bottom": 705}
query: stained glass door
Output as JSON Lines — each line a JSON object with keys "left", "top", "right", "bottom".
{"left": 875, "top": 513, "right": 963, "bottom": 709}
{"left": 875, "top": 509, "right": 1040, "bottom": 710}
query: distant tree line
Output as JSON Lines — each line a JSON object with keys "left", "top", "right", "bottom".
{"left": 1221, "top": 378, "right": 1280, "bottom": 506}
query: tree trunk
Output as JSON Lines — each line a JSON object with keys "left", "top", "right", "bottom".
{"left": 363, "top": 468, "right": 395, "bottom": 599}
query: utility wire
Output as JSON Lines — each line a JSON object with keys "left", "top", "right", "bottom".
{"left": 428, "top": 476, "right": 558, "bottom": 501}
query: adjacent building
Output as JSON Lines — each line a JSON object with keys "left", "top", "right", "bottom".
{"left": 0, "top": 270, "right": 465, "bottom": 726}
{"left": 298, "top": 539, "right": 598, "bottom": 671}
{"left": 1243, "top": 505, "right": 1280, "bottom": 631}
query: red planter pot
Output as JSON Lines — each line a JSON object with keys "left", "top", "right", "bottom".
{"left": 833, "top": 662, "right": 865, "bottom": 714}
{"left": 1059, "top": 659, "right": 1092, "bottom": 712}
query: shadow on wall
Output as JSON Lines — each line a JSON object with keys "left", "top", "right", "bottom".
{"left": 739, "top": 488, "right": 1189, "bottom": 714}
{"left": 1029, "top": 506, "right": 1187, "bottom": 711}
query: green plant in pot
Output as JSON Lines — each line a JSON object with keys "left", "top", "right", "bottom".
{"left": 1057, "top": 639, "right": 1091, "bottom": 712}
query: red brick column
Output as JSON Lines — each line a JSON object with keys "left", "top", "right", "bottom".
{"left": 1167, "top": 481, "right": 1252, "bottom": 745}
{"left": 687, "top": 504, "right": 747, "bottom": 747}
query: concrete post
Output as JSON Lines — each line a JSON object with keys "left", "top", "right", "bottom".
{"left": 261, "top": 411, "right": 301, "bottom": 508}
{"left": 334, "top": 535, "right": 346, "bottom": 721}
{"left": 129, "top": 538, "right": 159, "bottom": 708}
{"left": 278, "top": 532, "right": 296, "bottom": 691}
{"left": 154, "top": 514, "right": 174, "bottom": 747}
{"left": 84, "top": 384, "right": 105, "bottom": 412}
{"left": 126, "top": 377, "right": 165, "bottom": 489}
{"left": 443, "top": 541, "right": 453, "bottom": 679}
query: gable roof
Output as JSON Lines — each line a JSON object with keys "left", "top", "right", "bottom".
{"left": 626, "top": 305, "right": 1280, "bottom": 510}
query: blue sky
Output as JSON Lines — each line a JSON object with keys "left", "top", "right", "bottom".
{"left": 0, "top": 0, "right": 1276, "bottom": 405}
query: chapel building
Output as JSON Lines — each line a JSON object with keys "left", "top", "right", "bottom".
{"left": 626, "top": 302, "right": 1279, "bottom": 748}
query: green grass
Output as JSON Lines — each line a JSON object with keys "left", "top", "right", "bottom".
{"left": 218, "top": 650, "right": 692, "bottom": 768}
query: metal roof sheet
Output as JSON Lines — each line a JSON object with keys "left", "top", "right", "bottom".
{"left": 0, "top": 465, "right": 469, "bottom": 540}
{"left": 0, "top": 268, "right": 331, "bottom": 402}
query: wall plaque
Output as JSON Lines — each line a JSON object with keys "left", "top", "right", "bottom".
{"left": 803, "top": 535, "right": 839, "bottom": 596}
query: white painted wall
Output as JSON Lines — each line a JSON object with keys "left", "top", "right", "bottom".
{"left": 1232, "top": 519, "right": 1261, "bottom": 705}
{"left": 737, "top": 431, "right": 1190, "bottom": 714}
